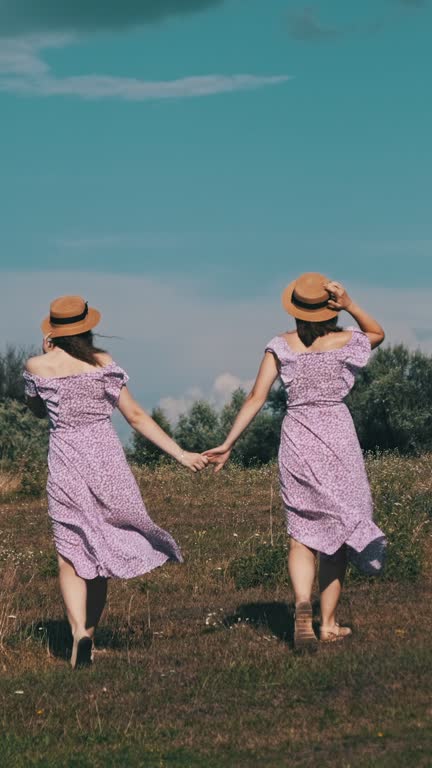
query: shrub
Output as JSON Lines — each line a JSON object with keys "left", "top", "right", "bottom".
{"left": 0, "top": 400, "right": 48, "bottom": 464}
{"left": 229, "top": 541, "right": 288, "bottom": 590}
{"left": 363, "top": 453, "right": 431, "bottom": 582}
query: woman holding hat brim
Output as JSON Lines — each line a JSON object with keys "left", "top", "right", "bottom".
{"left": 204, "top": 274, "right": 386, "bottom": 651}
{"left": 24, "top": 296, "right": 208, "bottom": 669}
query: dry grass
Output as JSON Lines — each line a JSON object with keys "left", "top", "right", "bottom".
{"left": 0, "top": 456, "right": 431, "bottom": 767}
{"left": 0, "top": 470, "right": 21, "bottom": 498}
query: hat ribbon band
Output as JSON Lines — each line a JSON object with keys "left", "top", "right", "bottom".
{"left": 50, "top": 302, "right": 89, "bottom": 326}
{"left": 291, "top": 292, "right": 329, "bottom": 311}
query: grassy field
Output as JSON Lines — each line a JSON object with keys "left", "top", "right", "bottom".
{"left": 0, "top": 455, "right": 431, "bottom": 767}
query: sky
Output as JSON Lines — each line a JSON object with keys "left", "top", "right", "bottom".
{"left": 0, "top": 0, "right": 431, "bottom": 434}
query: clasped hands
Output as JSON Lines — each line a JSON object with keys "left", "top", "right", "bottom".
{"left": 178, "top": 444, "right": 232, "bottom": 474}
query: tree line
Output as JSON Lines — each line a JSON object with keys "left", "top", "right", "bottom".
{"left": 1, "top": 343, "right": 432, "bottom": 467}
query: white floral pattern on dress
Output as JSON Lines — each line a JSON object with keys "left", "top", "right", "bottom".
{"left": 24, "top": 363, "right": 182, "bottom": 579}
{"left": 265, "top": 328, "right": 386, "bottom": 574}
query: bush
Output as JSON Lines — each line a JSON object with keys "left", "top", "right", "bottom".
{"left": 0, "top": 400, "right": 48, "bottom": 464}
{"left": 365, "top": 453, "right": 431, "bottom": 582}
{"left": 229, "top": 541, "right": 288, "bottom": 590}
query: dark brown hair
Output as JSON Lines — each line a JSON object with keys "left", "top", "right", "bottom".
{"left": 296, "top": 317, "right": 343, "bottom": 348}
{"left": 52, "top": 331, "right": 106, "bottom": 366}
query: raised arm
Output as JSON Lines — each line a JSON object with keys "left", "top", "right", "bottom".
{"left": 117, "top": 387, "right": 208, "bottom": 473}
{"left": 325, "top": 281, "right": 385, "bottom": 349}
{"left": 203, "top": 351, "right": 279, "bottom": 472}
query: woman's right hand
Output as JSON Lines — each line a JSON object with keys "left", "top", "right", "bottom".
{"left": 202, "top": 444, "right": 232, "bottom": 474}
{"left": 178, "top": 451, "right": 209, "bottom": 473}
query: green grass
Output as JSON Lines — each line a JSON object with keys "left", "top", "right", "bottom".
{"left": 0, "top": 455, "right": 431, "bottom": 766}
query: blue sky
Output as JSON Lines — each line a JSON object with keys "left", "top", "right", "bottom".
{"left": 1, "top": 0, "right": 431, "bottom": 429}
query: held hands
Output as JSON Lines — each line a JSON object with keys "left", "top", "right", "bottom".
{"left": 202, "top": 444, "right": 232, "bottom": 474}
{"left": 176, "top": 444, "right": 232, "bottom": 474}
{"left": 324, "top": 281, "right": 354, "bottom": 312}
{"left": 177, "top": 450, "right": 209, "bottom": 473}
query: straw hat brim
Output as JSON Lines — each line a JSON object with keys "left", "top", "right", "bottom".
{"left": 282, "top": 279, "right": 338, "bottom": 322}
{"left": 41, "top": 308, "right": 101, "bottom": 338}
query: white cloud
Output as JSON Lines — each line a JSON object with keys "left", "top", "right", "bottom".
{"left": 159, "top": 372, "right": 254, "bottom": 423}
{"left": 1, "top": 269, "right": 432, "bottom": 439}
{"left": 0, "top": 36, "right": 291, "bottom": 101}
{"left": 0, "top": 35, "right": 67, "bottom": 75}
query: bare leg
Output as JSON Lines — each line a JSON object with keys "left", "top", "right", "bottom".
{"left": 288, "top": 538, "right": 317, "bottom": 604}
{"left": 58, "top": 555, "right": 92, "bottom": 667}
{"left": 58, "top": 555, "right": 88, "bottom": 638}
{"left": 289, "top": 538, "right": 318, "bottom": 649}
{"left": 86, "top": 577, "right": 108, "bottom": 638}
{"left": 319, "top": 545, "right": 347, "bottom": 631}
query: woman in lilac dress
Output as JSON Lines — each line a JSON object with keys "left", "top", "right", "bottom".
{"left": 205, "top": 274, "right": 386, "bottom": 651}
{"left": 24, "top": 295, "right": 208, "bottom": 668}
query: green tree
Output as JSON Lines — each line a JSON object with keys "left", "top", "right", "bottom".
{"left": 174, "top": 400, "right": 220, "bottom": 453}
{"left": 127, "top": 407, "right": 173, "bottom": 466}
{"left": 220, "top": 387, "right": 282, "bottom": 466}
{"left": 0, "top": 345, "right": 32, "bottom": 402}
{"left": 0, "top": 399, "right": 48, "bottom": 463}
{"left": 347, "top": 345, "right": 432, "bottom": 454}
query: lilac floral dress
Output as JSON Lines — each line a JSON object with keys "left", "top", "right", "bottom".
{"left": 24, "top": 363, "right": 182, "bottom": 580}
{"left": 265, "top": 328, "right": 386, "bottom": 574}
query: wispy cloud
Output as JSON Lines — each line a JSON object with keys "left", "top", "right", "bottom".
{"left": 287, "top": 9, "right": 345, "bottom": 42}
{"left": 286, "top": 1, "right": 431, "bottom": 45}
{"left": 0, "top": 37, "right": 291, "bottom": 101}
{"left": 287, "top": 8, "right": 383, "bottom": 42}
{"left": 0, "top": 1, "right": 224, "bottom": 38}
{"left": 398, "top": 0, "right": 428, "bottom": 8}
{"left": 57, "top": 234, "right": 183, "bottom": 250}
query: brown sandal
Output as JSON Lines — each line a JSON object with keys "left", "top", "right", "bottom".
{"left": 294, "top": 602, "right": 318, "bottom": 652}
{"left": 320, "top": 624, "right": 352, "bottom": 643}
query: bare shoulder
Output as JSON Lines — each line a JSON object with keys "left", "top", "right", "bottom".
{"left": 95, "top": 352, "right": 113, "bottom": 367}
{"left": 319, "top": 330, "right": 353, "bottom": 350}
{"left": 25, "top": 354, "right": 46, "bottom": 375}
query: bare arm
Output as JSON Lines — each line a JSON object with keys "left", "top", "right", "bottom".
{"left": 325, "top": 281, "right": 385, "bottom": 349}
{"left": 117, "top": 387, "right": 208, "bottom": 473}
{"left": 203, "top": 352, "right": 279, "bottom": 472}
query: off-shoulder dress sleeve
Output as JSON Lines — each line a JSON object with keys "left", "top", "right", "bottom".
{"left": 104, "top": 365, "right": 130, "bottom": 406}
{"left": 265, "top": 336, "right": 291, "bottom": 365}
{"left": 23, "top": 371, "right": 38, "bottom": 398}
{"left": 344, "top": 328, "right": 372, "bottom": 370}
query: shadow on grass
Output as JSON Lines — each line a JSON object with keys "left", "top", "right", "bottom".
{"left": 16, "top": 618, "right": 152, "bottom": 660}
{"left": 223, "top": 600, "right": 321, "bottom": 649}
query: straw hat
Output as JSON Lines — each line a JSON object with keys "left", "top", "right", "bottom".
{"left": 41, "top": 296, "right": 101, "bottom": 338}
{"left": 282, "top": 272, "right": 337, "bottom": 322}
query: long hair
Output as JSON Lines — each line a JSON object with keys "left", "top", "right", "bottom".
{"left": 51, "top": 331, "right": 106, "bottom": 366}
{"left": 296, "top": 317, "right": 343, "bottom": 348}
